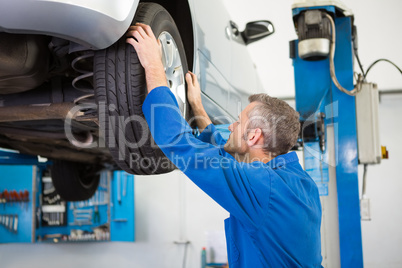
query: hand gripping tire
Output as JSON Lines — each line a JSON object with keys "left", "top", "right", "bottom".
{"left": 94, "top": 3, "right": 189, "bottom": 175}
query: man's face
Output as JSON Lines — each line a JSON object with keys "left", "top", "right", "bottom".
{"left": 224, "top": 102, "right": 257, "bottom": 156}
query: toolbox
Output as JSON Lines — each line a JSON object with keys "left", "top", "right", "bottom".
{"left": 0, "top": 149, "right": 135, "bottom": 243}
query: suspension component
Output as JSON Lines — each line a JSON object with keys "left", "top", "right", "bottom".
{"left": 71, "top": 52, "right": 95, "bottom": 93}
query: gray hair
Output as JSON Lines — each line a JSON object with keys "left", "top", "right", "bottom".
{"left": 246, "top": 94, "right": 300, "bottom": 157}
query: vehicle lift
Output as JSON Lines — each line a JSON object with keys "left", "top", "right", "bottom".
{"left": 291, "top": 1, "right": 385, "bottom": 267}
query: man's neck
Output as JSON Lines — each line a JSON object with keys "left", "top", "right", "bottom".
{"left": 231, "top": 151, "right": 273, "bottom": 164}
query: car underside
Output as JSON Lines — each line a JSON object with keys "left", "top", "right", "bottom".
{"left": 0, "top": 33, "right": 110, "bottom": 165}
{"left": 0, "top": 0, "right": 272, "bottom": 201}
{"left": 0, "top": 0, "right": 196, "bottom": 169}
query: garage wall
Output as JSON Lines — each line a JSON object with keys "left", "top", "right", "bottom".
{"left": 0, "top": 171, "right": 228, "bottom": 268}
{"left": 224, "top": 0, "right": 402, "bottom": 98}
{"left": 358, "top": 94, "right": 402, "bottom": 268}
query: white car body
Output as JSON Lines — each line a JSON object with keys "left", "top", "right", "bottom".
{"left": 0, "top": 0, "right": 273, "bottom": 197}
{"left": 0, "top": 0, "right": 264, "bottom": 120}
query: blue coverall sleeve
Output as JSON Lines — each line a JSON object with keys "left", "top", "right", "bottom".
{"left": 197, "top": 124, "right": 226, "bottom": 145}
{"left": 142, "top": 87, "right": 264, "bottom": 226}
{"left": 196, "top": 124, "right": 234, "bottom": 160}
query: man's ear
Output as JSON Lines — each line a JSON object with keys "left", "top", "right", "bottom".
{"left": 247, "top": 128, "right": 263, "bottom": 147}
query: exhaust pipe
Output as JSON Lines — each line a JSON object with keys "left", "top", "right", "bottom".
{"left": 0, "top": 103, "right": 83, "bottom": 122}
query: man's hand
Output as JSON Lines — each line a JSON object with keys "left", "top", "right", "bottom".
{"left": 186, "top": 71, "right": 202, "bottom": 108}
{"left": 185, "top": 71, "right": 212, "bottom": 132}
{"left": 126, "top": 23, "right": 168, "bottom": 92}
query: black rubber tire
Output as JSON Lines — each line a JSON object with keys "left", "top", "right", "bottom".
{"left": 51, "top": 160, "right": 101, "bottom": 201}
{"left": 94, "top": 3, "right": 188, "bottom": 175}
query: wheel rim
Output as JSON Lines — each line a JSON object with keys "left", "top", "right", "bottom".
{"left": 158, "top": 32, "right": 186, "bottom": 118}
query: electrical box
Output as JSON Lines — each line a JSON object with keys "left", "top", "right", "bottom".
{"left": 355, "top": 82, "right": 381, "bottom": 164}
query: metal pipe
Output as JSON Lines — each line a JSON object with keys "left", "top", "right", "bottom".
{"left": 0, "top": 103, "right": 81, "bottom": 122}
{"left": 70, "top": 131, "right": 94, "bottom": 148}
{"left": 0, "top": 126, "right": 67, "bottom": 139}
{"left": 326, "top": 13, "right": 363, "bottom": 96}
{"left": 362, "top": 164, "right": 368, "bottom": 198}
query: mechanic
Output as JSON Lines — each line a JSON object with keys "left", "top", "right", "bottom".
{"left": 127, "top": 23, "right": 322, "bottom": 268}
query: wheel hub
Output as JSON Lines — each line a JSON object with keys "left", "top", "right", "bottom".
{"left": 158, "top": 32, "right": 186, "bottom": 118}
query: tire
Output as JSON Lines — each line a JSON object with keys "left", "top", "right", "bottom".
{"left": 51, "top": 160, "right": 101, "bottom": 201}
{"left": 94, "top": 3, "right": 189, "bottom": 175}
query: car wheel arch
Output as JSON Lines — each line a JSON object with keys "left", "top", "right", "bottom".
{"left": 142, "top": 0, "right": 195, "bottom": 71}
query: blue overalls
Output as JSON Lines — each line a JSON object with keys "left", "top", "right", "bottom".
{"left": 143, "top": 87, "right": 323, "bottom": 267}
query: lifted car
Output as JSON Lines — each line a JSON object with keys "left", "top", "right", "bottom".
{"left": 0, "top": 0, "right": 274, "bottom": 200}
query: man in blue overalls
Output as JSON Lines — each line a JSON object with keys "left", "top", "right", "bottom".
{"left": 127, "top": 23, "right": 322, "bottom": 268}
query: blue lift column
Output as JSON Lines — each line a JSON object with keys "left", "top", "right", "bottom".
{"left": 291, "top": 2, "right": 363, "bottom": 267}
